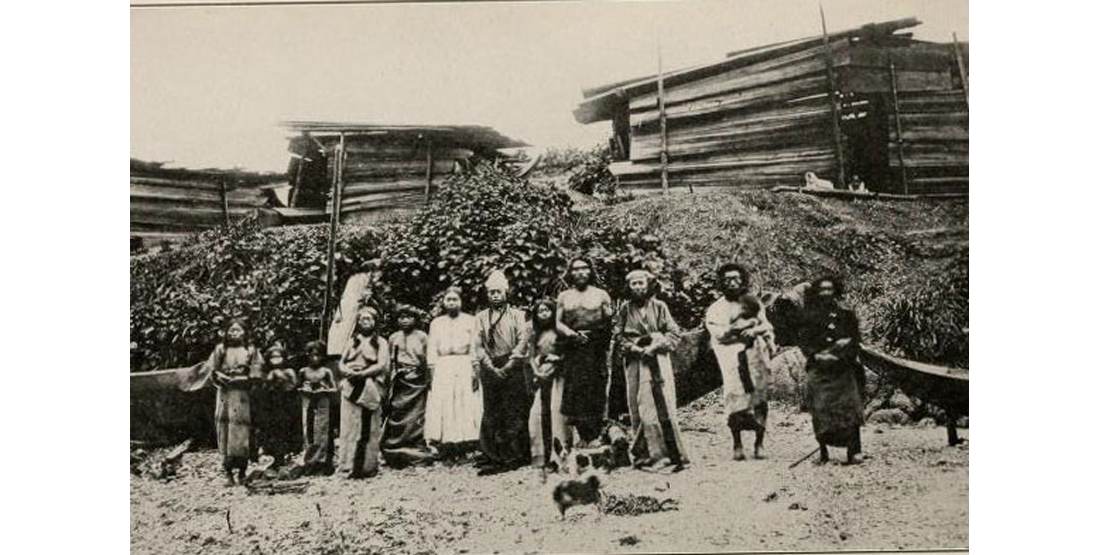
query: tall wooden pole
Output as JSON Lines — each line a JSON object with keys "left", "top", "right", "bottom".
{"left": 657, "top": 36, "right": 671, "bottom": 196}
{"left": 320, "top": 133, "right": 346, "bottom": 340}
{"left": 819, "top": 3, "right": 847, "bottom": 188}
{"left": 888, "top": 58, "right": 909, "bottom": 195}
{"left": 219, "top": 179, "right": 230, "bottom": 226}
{"left": 424, "top": 137, "right": 434, "bottom": 201}
{"left": 952, "top": 32, "right": 969, "bottom": 106}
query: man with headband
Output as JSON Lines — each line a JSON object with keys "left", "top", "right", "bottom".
{"left": 613, "top": 269, "right": 689, "bottom": 471}
{"left": 473, "top": 270, "right": 532, "bottom": 476}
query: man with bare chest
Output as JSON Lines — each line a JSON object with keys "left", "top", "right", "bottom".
{"left": 555, "top": 257, "right": 614, "bottom": 445}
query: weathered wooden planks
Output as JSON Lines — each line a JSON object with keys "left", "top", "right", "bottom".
{"left": 130, "top": 183, "right": 268, "bottom": 206}
{"left": 838, "top": 66, "right": 954, "bottom": 93}
{"left": 630, "top": 74, "right": 829, "bottom": 126}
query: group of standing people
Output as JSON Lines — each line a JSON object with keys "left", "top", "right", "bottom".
{"left": 198, "top": 257, "right": 867, "bottom": 487}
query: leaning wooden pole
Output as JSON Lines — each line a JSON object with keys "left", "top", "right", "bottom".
{"left": 424, "top": 137, "right": 434, "bottom": 201}
{"left": 819, "top": 4, "right": 846, "bottom": 188}
{"left": 657, "top": 38, "right": 671, "bottom": 195}
{"left": 320, "top": 133, "right": 346, "bottom": 340}
{"left": 952, "top": 32, "right": 969, "bottom": 106}
{"left": 888, "top": 58, "right": 909, "bottom": 195}
{"left": 219, "top": 179, "right": 230, "bottom": 226}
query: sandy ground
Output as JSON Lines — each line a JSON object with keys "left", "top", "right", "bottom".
{"left": 131, "top": 396, "right": 968, "bottom": 554}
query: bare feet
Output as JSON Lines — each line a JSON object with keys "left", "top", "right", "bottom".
{"left": 846, "top": 452, "right": 865, "bottom": 465}
{"left": 753, "top": 445, "right": 766, "bottom": 459}
{"left": 732, "top": 446, "right": 746, "bottom": 461}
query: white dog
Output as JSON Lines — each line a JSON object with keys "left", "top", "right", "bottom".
{"left": 804, "top": 172, "right": 835, "bottom": 190}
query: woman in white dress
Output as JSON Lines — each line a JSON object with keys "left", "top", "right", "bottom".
{"left": 424, "top": 287, "right": 483, "bottom": 459}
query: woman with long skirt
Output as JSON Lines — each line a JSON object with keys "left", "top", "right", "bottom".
{"left": 424, "top": 287, "right": 483, "bottom": 460}
{"left": 338, "top": 307, "right": 390, "bottom": 478}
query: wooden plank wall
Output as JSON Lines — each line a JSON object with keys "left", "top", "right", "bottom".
{"left": 611, "top": 38, "right": 968, "bottom": 194}
{"left": 130, "top": 172, "right": 273, "bottom": 245}
{"left": 613, "top": 41, "right": 843, "bottom": 191}
{"left": 318, "top": 137, "right": 473, "bottom": 220}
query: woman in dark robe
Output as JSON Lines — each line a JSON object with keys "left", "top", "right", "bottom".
{"left": 797, "top": 275, "right": 866, "bottom": 465}
{"left": 381, "top": 305, "right": 435, "bottom": 468}
{"left": 555, "top": 256, "right": 614, "bottom": 444}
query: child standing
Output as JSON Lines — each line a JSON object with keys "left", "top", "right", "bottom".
{"left": 202, "top": 318, "right": 264, "bottom": 486}
{"left": 299, "top": 340, "right": 336, "bottom": 475}
{"left": 381, "top": 305, "right": 434, "bottom": 468}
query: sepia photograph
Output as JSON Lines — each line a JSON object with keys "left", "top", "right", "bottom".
{"left": 129, "top": 1, "right": 969, "bottom": 553}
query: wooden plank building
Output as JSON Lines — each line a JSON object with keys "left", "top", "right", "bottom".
{"left": 574, "top": 18, "right": 968, "bottom": 195}
{"left": 282, "top": 122, "right": 528, "bottom": 223}
{"left": 130, "top": 159, "right": 283, "bottom": 247}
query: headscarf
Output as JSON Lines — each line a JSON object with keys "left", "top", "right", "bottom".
{"left": 485, "top": 269, "right": 509, "bottom": 292}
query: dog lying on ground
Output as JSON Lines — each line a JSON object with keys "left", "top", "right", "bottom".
{"left": 803, "top": 171, "right": 835, "bottom": 190}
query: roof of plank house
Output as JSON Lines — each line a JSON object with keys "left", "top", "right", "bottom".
{"left": 281, "top": 122, "right": 529, "bottom": 152}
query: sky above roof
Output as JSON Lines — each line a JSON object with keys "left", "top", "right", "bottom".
{"left": 131, "top": 0, "right": 967, "bottom": 172}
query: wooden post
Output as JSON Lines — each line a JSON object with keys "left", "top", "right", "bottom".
{"left": 219, "top": 179, "right": 230, "bottom": 226}
{"left": 320, "top": 133, "right": 346, "bottom": 340}
{"left": 952, "top": 32, "right": 969, "bottom": 106}
{"left": 819, "top": 4, "right": 847, "bottom": 188}
{"left": 657, "top": 38, "right": 671, "bottom": 195}
{"left": 424, "top": 137, "right": 434, "bottom": 201}
{"left": 888, "top": 58, "right": 909, "bottom": 195}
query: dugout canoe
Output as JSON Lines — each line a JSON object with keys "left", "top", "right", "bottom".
{"left": 131, "top": 364, "right": 215, "bottom": 445}
{"left": 860, "top": 346, "right": 968, "bottom": 445}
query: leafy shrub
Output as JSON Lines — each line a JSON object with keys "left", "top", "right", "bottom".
{"left": 565, "top": 144, "right": 616, "bottom": 198}
{"left": 131, "top": 163, "right": 676, "bottom": 370}
{"left": 869, "top": 253, "right": 969, "bottom": 367}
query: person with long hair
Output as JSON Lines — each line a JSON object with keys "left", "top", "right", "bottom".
{"left": 797, "top": 275, "right": 866, "bottom": 465}
{"left": 381, "top": 304, "right": 434, "bottom": 468}
{"left": 526, "top": 297, "right": 568, "bottom": 470}
{"left": 338, "top": 306, "right": 390, "bottom": 478}
{"left": 201, "top": 318, "right": 264, "bottom": 486}
{"left": 299, "top": 340, "right": 336, "bottom": 475}
{"left": 704, "top": 263, "right": 776, "bottom": 461}
{"left": 614, "top": 269, "right": 689, "bottom": 471}
{"left": 424, "top": 287, "right": 483, "bottom": 460}
{"left": 555, "top": 256, "right": 614, "bottom": 445}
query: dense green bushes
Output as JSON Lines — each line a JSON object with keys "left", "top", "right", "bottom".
{"left": 130, "top": 164, "right": 676, "bottom": 371}
{"left": 130, "top": 163, "right": 968, "bottom": 372}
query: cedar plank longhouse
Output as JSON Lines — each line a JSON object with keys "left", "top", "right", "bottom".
{"left": 130, "top": 159, "right": 283, "bottom": 247}
{"left": 282, "top": 122, "right": 528, "bottom": 223}
{"left": 573, "top": 18, "right": 968, "bottom": 195}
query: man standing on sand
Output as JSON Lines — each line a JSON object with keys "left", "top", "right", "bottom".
{"left": 704, "top": 263, "right": 775, "bottom": 461}
{"left": 556, "top": 256, "right": 615, "bottom": 446}
{"left": 613, "top": 269, "right": 689, "bottom": 471}
{"left": 473, "top": 270, "right": 532, "bottom": 476}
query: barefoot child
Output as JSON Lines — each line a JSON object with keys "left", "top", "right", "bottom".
{"left": 299, "top": 340, "right": 336, "bottom": 475}
{"left": 202, "top": 318, "right": 264, "bottom": 486}
{"left": 526, "top": 298, "right": 568, "bottom": 471}
{"left": 257, "top": 343, "right": 299, "bottom": 470}
{"left": 381, "top": 305, "right": 434, "bottom": 468}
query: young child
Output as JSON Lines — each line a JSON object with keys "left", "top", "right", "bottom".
{"left": 257, "top": 343, "right": 299, "bottom": 470}
{"left": 265, "top": 344, "right": 298, "bottom": 390}
{"left": 381, "top": 305, "right": 434, "bottom": 468}
{"left": 202, "top": 318, "right": 264, "bottom": 486}
{"left": 727, "top": 293, "right": 775, "bottom": 460}
{"left": 299, "top": 340, "right": 336, "bottom": 475}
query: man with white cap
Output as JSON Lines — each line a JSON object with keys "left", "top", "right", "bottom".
{"left": 473, "top": 269, "right": 531, "bottom": 475}
{"left": 613, "top": 269, "right": 689, "bottom": 471}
